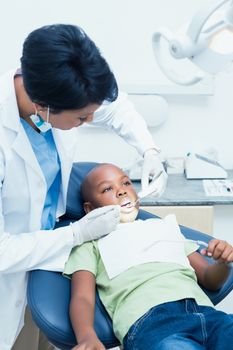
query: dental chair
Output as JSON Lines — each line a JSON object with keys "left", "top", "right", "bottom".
{"left": 27, "top": 162, "right": 233, "bottom": 350}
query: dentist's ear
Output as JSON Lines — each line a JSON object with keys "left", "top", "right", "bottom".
{"left": 83, "top": 202, "right": 94, "bottom": 214}
{"left": 33, "top": 103, "right": 46, "bottom": 113}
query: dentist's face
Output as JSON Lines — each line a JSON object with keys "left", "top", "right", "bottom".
{"left": 83, "top": 164, "right": 139, "bottom": 222}
{"left": 37, "top": 103, "right": 100, "bottom": 130}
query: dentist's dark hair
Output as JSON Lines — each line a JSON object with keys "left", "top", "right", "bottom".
{"left": 21, "top": 24, "right": 118, "bottom": 113}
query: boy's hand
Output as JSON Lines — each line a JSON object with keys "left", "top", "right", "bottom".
{"left": 201, "top": 239, "right": 233, "bottom": 264}
{"left": 71, "top": 334, "right": 106, "bottom": 349}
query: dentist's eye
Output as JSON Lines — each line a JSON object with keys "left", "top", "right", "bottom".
{"left": 78, "top": 116, "right": 87, "bottom": 122}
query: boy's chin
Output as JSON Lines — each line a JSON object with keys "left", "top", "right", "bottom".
{"left": 120, "top": 208, "right": 139, "bottom": 223}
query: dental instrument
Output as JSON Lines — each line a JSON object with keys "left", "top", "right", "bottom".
{"left": 135, "top": 170, "right": 164, "bottom": 204}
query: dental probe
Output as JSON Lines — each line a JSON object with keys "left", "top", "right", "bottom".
{"left": 132, "top": 171, "right": 164, "bottom": 207}
{"left": 132, "top": 198, "right": 140, "bottom": 206}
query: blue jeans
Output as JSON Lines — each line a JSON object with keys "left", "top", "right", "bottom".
{"left": 123, "top": 299, "right": 233, "bottom": 350}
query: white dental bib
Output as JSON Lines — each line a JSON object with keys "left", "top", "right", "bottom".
{"left": 98, "top": 214, "right": 194, "bottom": 279}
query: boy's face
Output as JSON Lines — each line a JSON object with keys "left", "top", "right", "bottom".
{"left": 83, "top": 164, "right": 139, "bottom": 223}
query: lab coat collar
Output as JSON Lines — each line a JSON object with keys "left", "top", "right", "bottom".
{"left": 0, "top": 69, "right": 44, "bottom": 178}
{"left": 0, "top": 69, "right": 77, "bottom": 217}
{"left": 12, "top": 126, "right": 45, "bottom": 179}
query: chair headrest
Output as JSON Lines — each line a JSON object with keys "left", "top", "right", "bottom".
{"left": 65, "top": 162, "right": 99, "bottom": 220}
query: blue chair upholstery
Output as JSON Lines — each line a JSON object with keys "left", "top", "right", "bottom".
{"left": 27, "top": 162, "right": 233, "bottom": 350}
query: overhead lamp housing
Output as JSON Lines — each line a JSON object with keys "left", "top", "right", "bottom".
{"left": 152, "top": 0, "right": 233, "bottom": 85}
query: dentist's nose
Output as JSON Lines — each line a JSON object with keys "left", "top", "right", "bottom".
{"left": 86, "top": 113, "right": 94, "bottom": 123}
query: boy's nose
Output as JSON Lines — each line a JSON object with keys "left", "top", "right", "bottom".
{"left": 117, "top": 188, "right": 127, "bottom": 197}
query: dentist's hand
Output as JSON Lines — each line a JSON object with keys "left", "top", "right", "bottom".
{"left": 71, "top": 205, "right": 120, "bottom": 246}
{"left": 139, "top": 148, "right": 167, "bottom": 199}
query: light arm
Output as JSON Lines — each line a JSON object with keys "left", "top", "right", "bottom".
{"left": 152, "top": 0, "right": 233, "bottom": 85}
{"left": 187, "top": 0, "right": 230, "bottom": 42}
{"left": 152, "top": 30, "right": 204, "bottom": 85}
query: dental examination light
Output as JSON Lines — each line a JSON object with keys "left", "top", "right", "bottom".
{"left": 152, "top": 0, "right": 233, "bottom": 85}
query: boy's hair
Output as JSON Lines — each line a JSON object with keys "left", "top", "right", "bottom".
{"left": 80, "top": 164, "right": 104, "bottom": 203}
{"left": 21, "top": 24, "right": 118, "bottom": 113}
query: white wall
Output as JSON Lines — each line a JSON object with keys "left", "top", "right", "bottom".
{"left": 2, "top": 0, "right": 233, "bottom": 169}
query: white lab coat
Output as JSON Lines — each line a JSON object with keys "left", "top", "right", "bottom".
{"left": 0, "top": 69, "right": 156, "bottom": 349}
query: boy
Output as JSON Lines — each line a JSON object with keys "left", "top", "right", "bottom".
{"left": 64, "top": 164, "right": 233, "bottom": 350}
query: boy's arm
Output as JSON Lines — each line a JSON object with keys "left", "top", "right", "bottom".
{"left": 188, "top": 239, "right": 233, "bottom": 291}
{"left": 70, "top": 270, "right": 106, "bottom": 350}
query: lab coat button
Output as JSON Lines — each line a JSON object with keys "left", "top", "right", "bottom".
{"left": 15, "top": 300, "right": 22, "bottom": 307}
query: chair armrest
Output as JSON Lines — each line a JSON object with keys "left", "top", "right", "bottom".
{"left": 179, "top": 223, "right": 233, "bottom": 305}
{"left": 27, "top": 270, "right": 120, "bottom": 350}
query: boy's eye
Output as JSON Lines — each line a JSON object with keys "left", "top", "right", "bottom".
{"left": 102, "top": 186, "right": 112, "bottom": 193}
{"left": 123, "top": 180, "right": 131, "bottom": 186}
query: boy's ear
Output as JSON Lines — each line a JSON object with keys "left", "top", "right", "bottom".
{"left": 83, "top": 202, "right": 94, "bottom": 214}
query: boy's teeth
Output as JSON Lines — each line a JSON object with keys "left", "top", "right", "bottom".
{"left": 122, "top": 202, "right": 130, "bottom": 207}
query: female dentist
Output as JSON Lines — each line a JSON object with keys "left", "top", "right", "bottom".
{"left": 0, "top": 24, "right": 167, "bottom": 350}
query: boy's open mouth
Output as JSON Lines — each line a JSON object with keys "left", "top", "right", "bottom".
{"left": 120, "top": 199, "right": 137, "bottom": 213}
{"left": 120, "top": 199, "right": 133, "bottom": 208}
